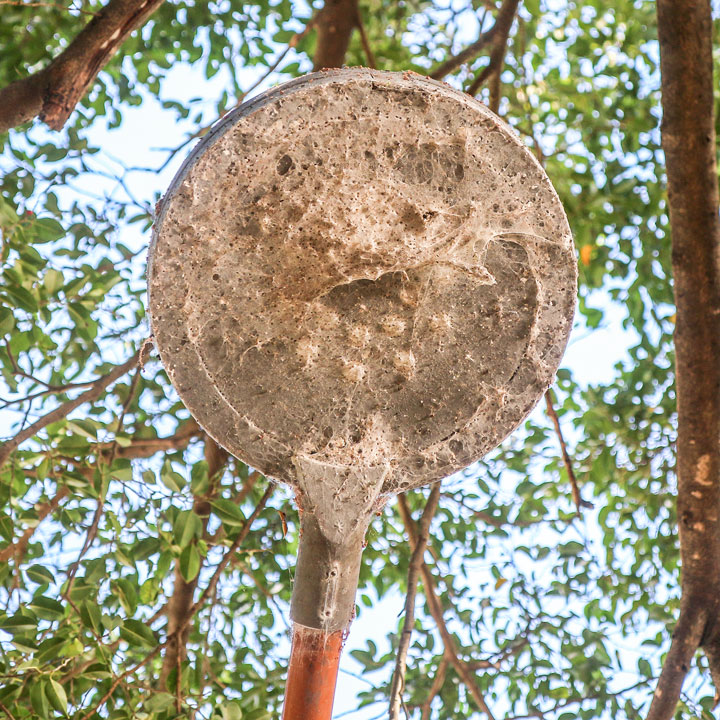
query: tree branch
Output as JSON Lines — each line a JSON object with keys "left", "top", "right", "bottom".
{"left": 0, "top": 343, "right": 149, "bottom": 468}
{"left": 53, "top": 421, "right": 202, "bottom": 465}
{"left": 356, "top": 7, "right": 376, "bottom": 69}
{"left": 544, "top": 389, "right": 591, "bottom": 513}
{"left": 0, "top": 485, "right": 70, "bottom": 563}
{"left": 109, "top": 421, "right": 202, "bottom": 459}
{"left": 389, "top": 484, "right": 441, "bottom": 720}
{"left": 420, "top": 653, "right": 449, "bottom": 720}
{"left": 429, "top": 0, "right": 520, "bottom": 81}
{"left": 647, "top": 1, "right": 720, "bottom": 717}
{"left": 647, "top": 608, "right": 706, "bottom": 720}
{"left": 0, "top": 0, "right": 165, "bottom": 132}
{"left": 313, "top": 0, "right": 359, "bottom": 70}
{"left": 466, "top": 0, "right": 521, "bottom": 98}
{"left": 397, "top": 493, "right": 497, "bottom": 720}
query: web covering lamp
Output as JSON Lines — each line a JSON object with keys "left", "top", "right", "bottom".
{"left": 147, "top": 68, "right": 576, "bottom": 720}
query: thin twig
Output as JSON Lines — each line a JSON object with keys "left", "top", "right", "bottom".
{"left": 389, "top": 484, "right": 441, "bottom": 720}
{"left": 430, "top": 0, "right": 520, "bottom": 81}
{"left": 544, "top": 389, "right": 591, "bottom": 513}
{"left": 0, "top": 383, "right": 97, "bottom": 410}
{"left": 4, "top": 341, "right": 96, "bottom": 394}
{"left": 420, "top": 653, "right": 449, "bottom": 720}
{"left": 0, "top": 701, "right": 17, "bottom": 720}
{"left": 0, "top": 342, "right": 150, "bottom": 468}
{"left": 356, "top": 8, "right": 376, "bottom": 69}
{"left": 0, "top": 486, "right": 71, "bottom": 563}
{"left": 397, "top": 494, "right": 498, "bottom": 720}
{"left": 467, "top": 0, "right": 521, "bottom": 97}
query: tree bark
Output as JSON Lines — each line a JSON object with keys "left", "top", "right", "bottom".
{"left": 312, "top": 0, "right": 359, "bottom": 70}
{"left": 0, "top": 0, "right": 164, "bottom": 132}
{"left": 647, "top": 1, "right": 720, "bottom": 718}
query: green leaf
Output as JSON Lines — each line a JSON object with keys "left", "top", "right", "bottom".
{"left": 34, "top": 217, "right": 65, "bottom": 243}
{"left": 67, "top": 302, "right": 97, "bottom": 340}
{"left": 144, "top": 692, "right": 175, "bottom": 713}
{"left": 0, "top": 515, "right": 13, "bottom": 541}
{"left": 0, "top": 307, "right": 14, "bottom": 335}
{"left": 34, "top": 635, "right": 68, "bottom": 664}
{"left": 134, "top": 537, "right": 159, "bottom": 561}
{"left": 161, "top": 459, "right": 186, "bottom": 492}
{"left": 191, "top": 460, "right": 209, "bottom": 494}
{"left": 46, "top": 679, "right": 67, "bottom": 715}
{"left": 210, "top": 499, "right": 245, "bottom": 528}
{"left": 43, "top": 269, "right": 65, "bottom": 294}
{"left": 83, "top": 662, "right": 112, "bottom": 679}
{"left": 28, "top": 595, "right": 64, "bottom": 621}
{"left": 79, "top": 601, "right": 102, "bottom": 634}
{"left": 26, "top": 564, "right": 55, "bottom": 585}
{"left": 110, "top": 457, "right": 133, "bottom": 482}
{"left": 173, "top": 509, "right": 202, "bottom": 547}
{"left": 120, "top": 619, "right": 156, "bottom": 649}
{"left": 0, "top": 613, "right": 38, "bottom": 634}
{"left": 243, "top": 710, "right": 271, "bottom": 720}
{"left": 0, "top": 682, "right": 20, "bottom": 704}
{"left": 179, "top": 543, "right": 201, "bottom": 582}
{"left": 221, "top": 702, "right": 243, "bottom": 720}
{"left": 11, "top": 636, "right": 39, "bottom": 654}
{"left": 30, "top": 680, "right": 49, "bottom": 717}
{"left": 4, "top": 285, "right": 38, "bottom": 313}
{"left": 66, "top": 418, "right": 98, "bottom": 440}
{"left": 113, "top": 577, "right": 138, "bottom": 614}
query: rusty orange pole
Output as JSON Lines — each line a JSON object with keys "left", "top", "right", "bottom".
{"left": 282, "top": 625, "right": 344, "bottom": 720}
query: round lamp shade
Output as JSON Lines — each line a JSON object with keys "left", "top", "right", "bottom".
{"left": 148, "top": 68, "right": 576, "bottom": 498}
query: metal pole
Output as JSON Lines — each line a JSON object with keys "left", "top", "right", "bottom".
{"left": 282, "top": 509, "right": 369, "bottom": 718}
{"left": 282, "top": 625, "right": 344, "bottom": 720}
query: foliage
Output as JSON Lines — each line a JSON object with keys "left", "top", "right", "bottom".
{"left": 0, "top": 0, "right": 718, "bottom": 718}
